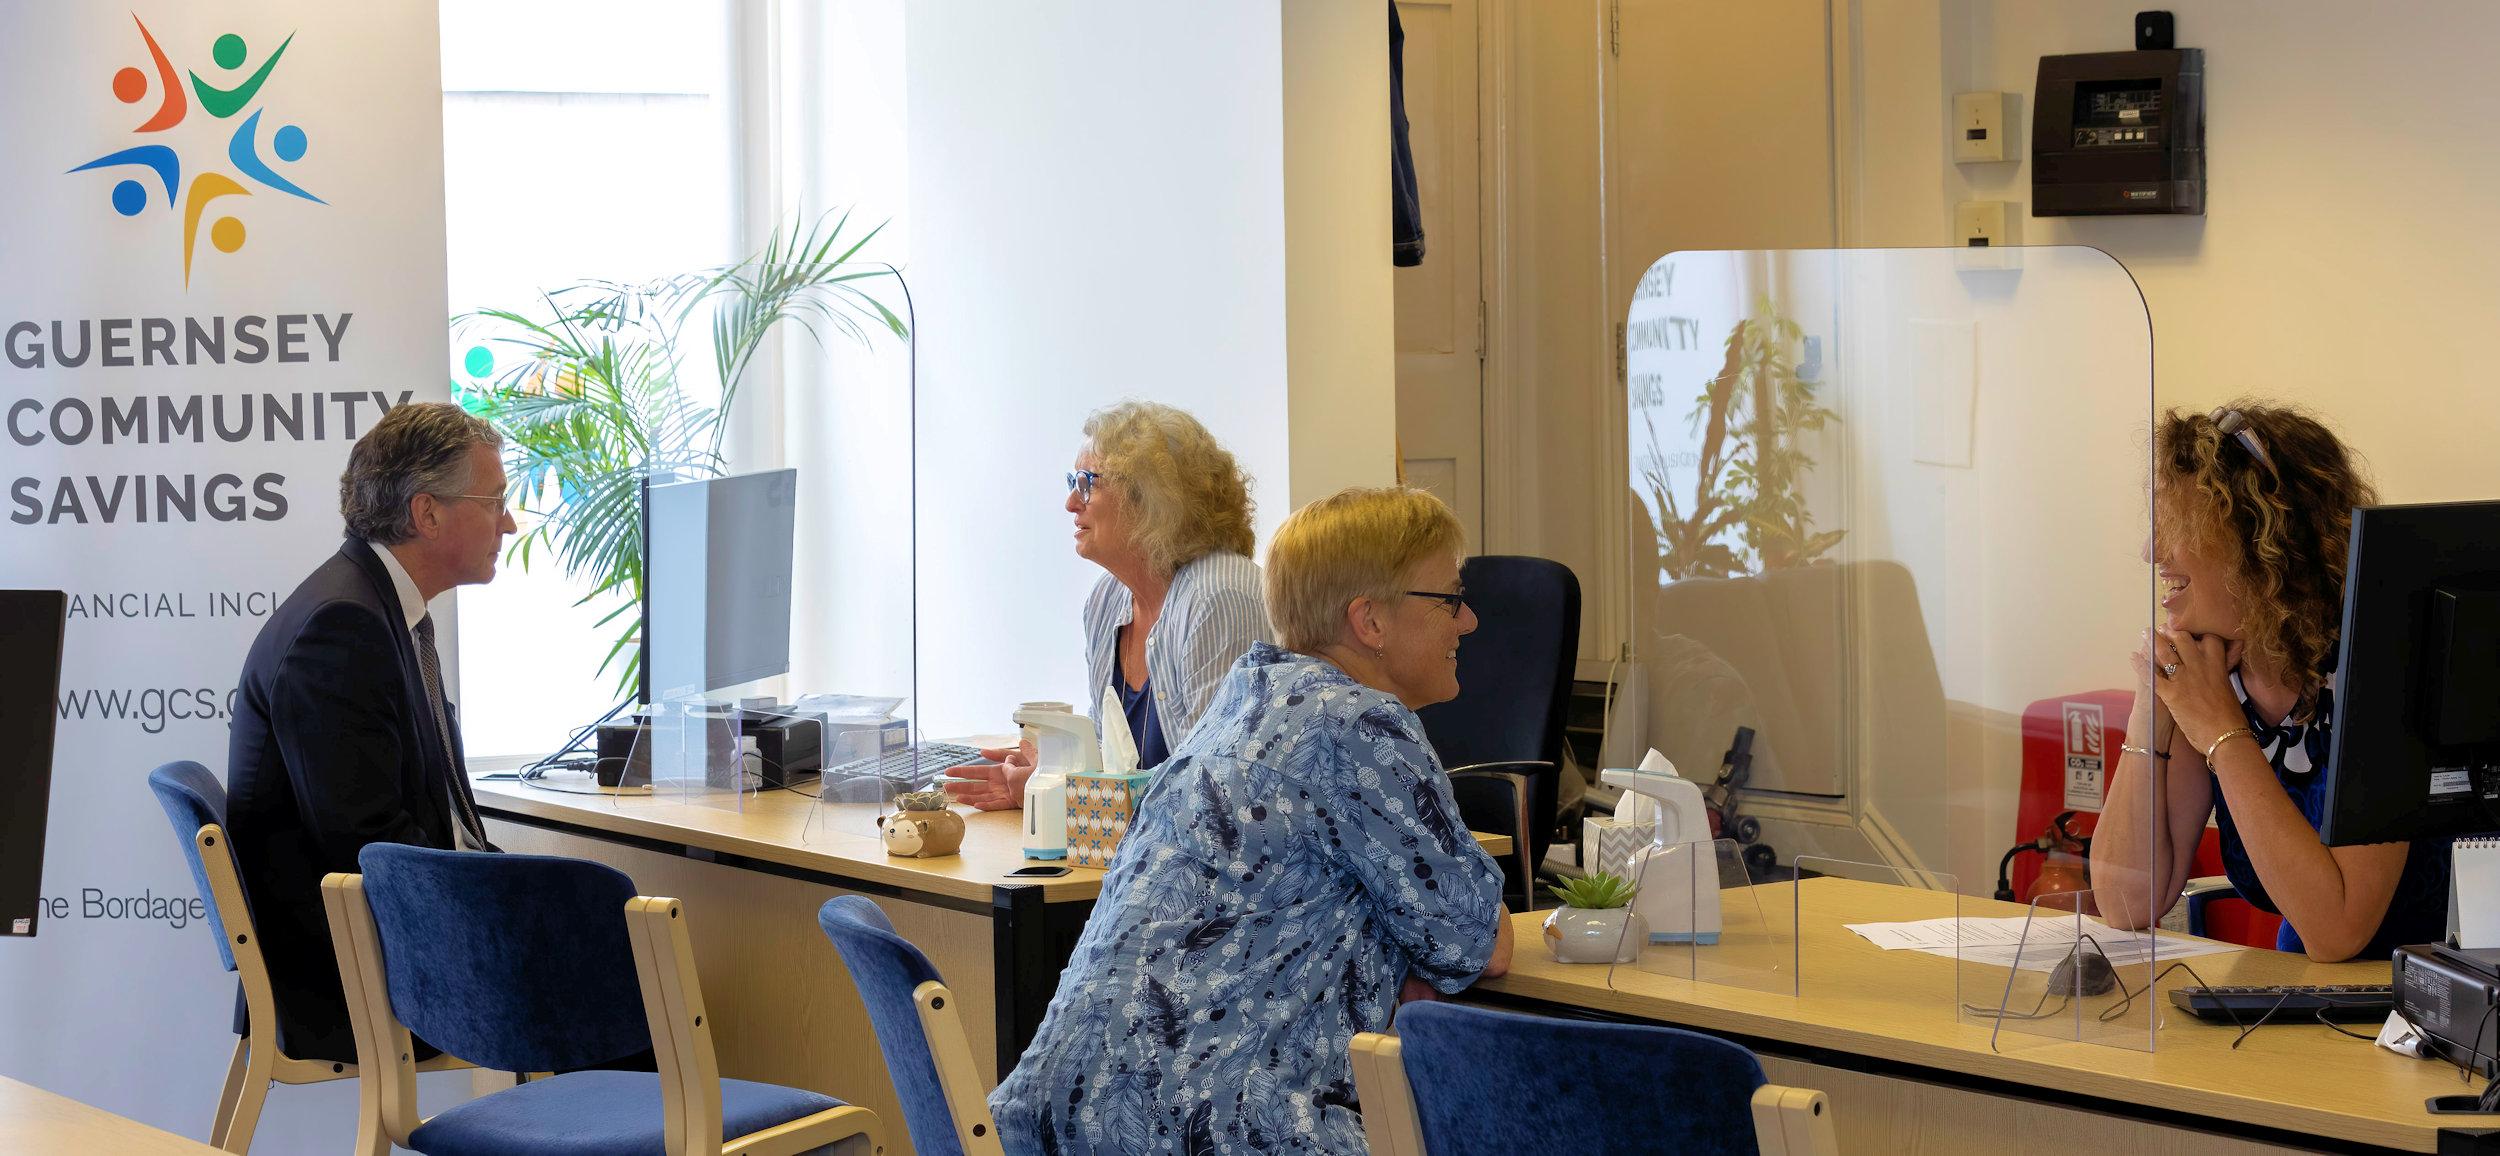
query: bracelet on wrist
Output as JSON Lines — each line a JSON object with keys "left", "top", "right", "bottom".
{"left": 2202, "top": 727, "right": 2256, "bottom": 762}
{"left": 2120, "top": 743, "right": 2168, "bottom": 761}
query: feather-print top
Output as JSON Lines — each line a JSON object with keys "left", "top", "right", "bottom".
{"left": 989, "top": 642, "right": 1506, "bottom": 1155}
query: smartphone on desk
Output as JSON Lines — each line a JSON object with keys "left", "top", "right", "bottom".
{"left": 1009, "top": 864, "right": 1073, "bottom": 878}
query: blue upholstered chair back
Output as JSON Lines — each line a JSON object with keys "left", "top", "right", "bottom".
{"left": 1394, "top": 1002, "right": 1766, "bottom": 1156}
{"left": 356, "top": 843, "right": 649, "bottom": 1073}
{"left": 1412, "top": 555, "right": 1581, "bottom": 857}
{"left": 146, "top": 760, "right": 239, "bottom": 972}
{"left": 1414, "top": 556, "right": 1581, "bottom": 769}
{"left": 816, "top": 896, "right": 963, "bottom": 1156}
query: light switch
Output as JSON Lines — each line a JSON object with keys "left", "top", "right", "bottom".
{"left": 1954, "top": 91, "right": 2008, "bottom": 163}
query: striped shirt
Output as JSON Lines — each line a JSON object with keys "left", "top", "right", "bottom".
{"left": 1082, "top": 550, "right": 1270, "bottom": 761}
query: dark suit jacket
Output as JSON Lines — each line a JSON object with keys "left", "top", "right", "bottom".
{"left": 226, "top": 537, "right": 465, "bottom": 1062}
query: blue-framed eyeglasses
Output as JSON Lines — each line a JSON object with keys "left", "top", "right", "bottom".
{"left": 1405, "top": 590, "right": 1467, "bottom": 617}
{"left": 1066, "top": 469, "right": 1109, "bottom": 504}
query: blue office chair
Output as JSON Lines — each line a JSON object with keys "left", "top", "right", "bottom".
{"left": 816, "top": 896, "right": 1002, "bottom": 1156}
{"left": 1351, "top": 1002, "right": 1835, "bottom": 1156}
{"left": 149, "top": 760, "right": 468, "bottom": 1153}
{"left": 321, "top": 845, "right": 884, "bottom": 1156}
{"left": 1413, "top": 555, "right": 1582, "bottom": 907}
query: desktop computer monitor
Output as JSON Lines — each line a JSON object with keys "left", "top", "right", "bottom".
{"left": 1, "top": 590, "right": 67, "bottom": 937}
{"left": 2320, "top": 501, "right": 2500, "bottom": 847}
{"left": 641, "top": 467, "right": 799, "bottom": 704}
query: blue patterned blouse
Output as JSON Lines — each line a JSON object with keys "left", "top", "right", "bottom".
{"left": 991, "top": 642, "right": 1507, "bottom": 1155}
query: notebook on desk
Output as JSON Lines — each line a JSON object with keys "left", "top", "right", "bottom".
{"left": 2453, "top": 837, "right": 2500, "bottom": 949}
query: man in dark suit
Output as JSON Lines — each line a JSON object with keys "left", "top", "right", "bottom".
{"left": 225, "top": 401, "right": 516, "bottom": 1063}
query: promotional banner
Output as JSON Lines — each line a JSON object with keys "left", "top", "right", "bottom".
{"left": 1, "top": 3, "right": 453, "bottom": 1146}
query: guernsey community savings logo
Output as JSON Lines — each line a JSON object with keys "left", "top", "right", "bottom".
{"left": 67, "top": 14, "right": 323, "bottom": 288}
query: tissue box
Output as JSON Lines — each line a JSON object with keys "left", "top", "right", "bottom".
{"left": 1582, "top": 814, "right": 1656, "bottom": 881}
{"left": 1066, "top": 769, "right": 1155, "bottom": 869}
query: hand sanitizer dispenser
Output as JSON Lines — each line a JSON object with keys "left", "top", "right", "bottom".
{"left": 1600, "top": 760, "right": 1724, "bottom": 944}
{"left": 1014, "top": 703, "right": 1099, "bottom": 861}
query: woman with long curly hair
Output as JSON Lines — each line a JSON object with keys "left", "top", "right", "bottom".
{"left": 2092, "top": 402, "right": 2448, "bottom": 962}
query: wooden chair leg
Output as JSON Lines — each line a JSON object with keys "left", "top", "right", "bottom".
{"left": 353, "top": 1053, "right": 386, "bottom": 1156}
{"left": 209, "top": 1037, "right": 248, "bottom": 1147}
{"left": 219, "top": 1035, "right": 277, "bottom": 1154}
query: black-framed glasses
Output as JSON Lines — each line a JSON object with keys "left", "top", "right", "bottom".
{"left": 1405, "top": 590, "right": 1467, "bottom": 617}
{"left": 1066, "top": 469, "right": 1109, "bottom": 504}
{"left": 435, "top": 492, "right": 510, "bottom": 517}
{"left": 2209, "top": 408, "right": 2275, "bottom": 473}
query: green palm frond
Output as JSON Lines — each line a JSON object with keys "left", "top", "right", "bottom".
{"left": 451, "top": 211, "right": 907, "bottom": 696}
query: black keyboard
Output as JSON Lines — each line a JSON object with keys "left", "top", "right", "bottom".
{"left": 2168, "top": 984, "right": 2396, "bottom": 1024}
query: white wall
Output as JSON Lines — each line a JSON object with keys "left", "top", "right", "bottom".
{"left": 1854, "top": 0, "right": 2500, "bottom": 507}
{"left": 1283, "top": 0, "right": 1398, "bottom": 507}
{"left": 879, "top": 2, "right": 1347, "bottom": 735}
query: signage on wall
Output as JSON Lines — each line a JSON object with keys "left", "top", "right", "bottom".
{"left": 0, "top": 2, "right": 451, "bottom": 1144}
{"left": 66, "top": 15, "right": 327, "bottom": 287}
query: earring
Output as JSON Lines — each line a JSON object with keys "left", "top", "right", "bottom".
{"left": 1374, "top": 648, "right": 1385, "bottom": 658}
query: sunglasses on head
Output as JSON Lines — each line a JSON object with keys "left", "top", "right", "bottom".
{"left": 2209, "top": 407, "right": 2274, "bottom": 473}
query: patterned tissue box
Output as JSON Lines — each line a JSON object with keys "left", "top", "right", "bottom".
{"left": 1066, "top": 769, "right": 1155, "bottom": 869}
{"left": 1583, "top": 814, "right": 1658, "bottom": 881}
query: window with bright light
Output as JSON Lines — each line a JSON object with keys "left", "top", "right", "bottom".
{"left": 440, "top": 0, "right": 738, "bottom": 759}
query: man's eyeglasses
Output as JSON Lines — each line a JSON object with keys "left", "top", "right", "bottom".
{"left": 436, "top": 492, "right": 510, "bottom": 517}
{"left": 1405, "top": 590, "right": 1467, "bottom": 617}
{"left": 2209, "top": 408, "right": 2275, "bottom": 473}
{"left": 1066, "top": 470, "right": 1109, "bottom": 505}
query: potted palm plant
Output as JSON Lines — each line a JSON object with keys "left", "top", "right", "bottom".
{"left": 1541, "top": 872, "right": 1647, "bottom": 964}
{"left": 452, "top": 212, "right": 907, "bottom": 698}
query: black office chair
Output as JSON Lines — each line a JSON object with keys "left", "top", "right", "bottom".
{"left": 1415, "top": 555, "right": 1581, "bottom": 909}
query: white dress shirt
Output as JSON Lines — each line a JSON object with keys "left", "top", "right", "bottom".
{"left": 366, "top": 540, "right": 429, "bottom": 632}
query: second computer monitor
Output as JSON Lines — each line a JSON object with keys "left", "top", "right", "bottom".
{"left": 2321, "top": 500, "right": 2500, "bottom": 846}
{"left": 644, "top": 468, "right": 799, "bottom": 703}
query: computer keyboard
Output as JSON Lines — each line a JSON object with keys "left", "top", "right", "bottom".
{"left": 2168, "top": 983, "right": 2396, "bottom": 1024}
{"left": 821, "top": 742, "right": 986, "bottom": 786}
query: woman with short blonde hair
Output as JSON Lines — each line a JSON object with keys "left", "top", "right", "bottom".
{"left": 992, "top": 486, "right": 1509, "bottom": 1154}
{"left": 1264, "top": 485, "right": 1468, "bottom": 654}
{"left": 946, "top": 402, "right": 1270, "bottom": 809}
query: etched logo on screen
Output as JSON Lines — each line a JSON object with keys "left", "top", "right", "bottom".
{"left": 67, "top": 15, "right": 325, "bottom": 287}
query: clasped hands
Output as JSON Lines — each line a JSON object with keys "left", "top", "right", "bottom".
{"left": 2132, "top": 625, "right": 2246, "bottom": 755}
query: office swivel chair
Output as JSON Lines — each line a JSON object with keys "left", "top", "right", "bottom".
{"left": 321, "top": 845, "right": 884, "bottom": 1156}
{"left": 1352, "top": 1002, "right": 1836, "bottom": 1156}
{"left": 1414, "top": 555, "right": 1581, "bottom": 908}
{"left": 146, "top": 760, "right": 471, "bottom": 1154}
{"left": 816, "top": 896, "right": 1004, "bottom": 1156}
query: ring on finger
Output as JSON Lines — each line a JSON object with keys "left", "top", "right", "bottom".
{"left": 2160, "top": 662, "right": 2180, "bottom": 679}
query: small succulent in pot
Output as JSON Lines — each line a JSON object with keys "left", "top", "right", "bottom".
{"left": 881, "top": 790, "right": 966, "bottom": 859}
{"left": 1541, "top": 871, "right": 1648, "bottom": 964}
{"left": 1547, "top": 871, "right": 1637, "bottom": 910}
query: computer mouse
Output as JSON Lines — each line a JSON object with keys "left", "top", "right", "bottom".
{"left": 2048, "top": 949, "right": 2118, "bottom": 997}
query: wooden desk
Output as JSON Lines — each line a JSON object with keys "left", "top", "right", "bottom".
{"left": 1473, "top": 877, "right": 2500, "bottom": 1154}
{"left": 0, "top": 1076, "right": 221, "bottom": 1154}
{"left": 473, "top": 775, "right": 1513, "bottom": 1156}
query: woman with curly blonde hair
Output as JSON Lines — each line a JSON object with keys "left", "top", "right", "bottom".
{"left": 2093, "top": 402, "right": 2448, "bottom": 961}
{"left": 947, "top": 402, "right": 1271, "bottom": 808}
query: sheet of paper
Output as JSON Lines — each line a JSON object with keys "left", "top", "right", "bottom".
{"left": 1844, "top": 914, "right": 2241, "bottom": 971}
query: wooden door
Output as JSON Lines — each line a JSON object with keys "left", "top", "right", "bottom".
{"left": 1393, "top": 0, "right": 1484, "bottom": 547}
